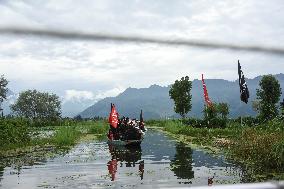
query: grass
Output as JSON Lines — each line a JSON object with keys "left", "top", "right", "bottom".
{"left": 159, "top": 120, "right": 242, "bottom": 146}
{"left": 0, "top": 119, "right": 110, "bottom": 156}
{"left": 47, "top": 120, "right": 109, "bottom": 146}
{"left": 85, "top": 120, "right": 109, "bottom": 135}
{"left": 51, "top": 126, "right": 81, "bottom": 146}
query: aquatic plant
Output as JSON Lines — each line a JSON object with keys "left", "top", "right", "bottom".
{"left": 0, "top": 118, "right": 30, "bottom": 149}
{"left": 51, "top": 126, "right": 80, "bottom": 146}
{"left": 86, "top": 120, "right": 109, "bottom": 135}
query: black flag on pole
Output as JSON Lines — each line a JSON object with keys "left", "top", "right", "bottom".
{"left": 238, "top": 60, "right": 250, "bottom": 103}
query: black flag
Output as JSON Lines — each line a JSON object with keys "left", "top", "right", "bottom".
{"left": 238, "top": 60, "right": 250, "bottom": 103}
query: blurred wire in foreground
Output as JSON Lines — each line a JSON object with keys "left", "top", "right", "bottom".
{"left": 0, "top": 27, "right": 284, "bottom": 56}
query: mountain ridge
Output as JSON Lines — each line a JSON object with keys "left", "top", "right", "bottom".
{"left": 79, "top": 74, "right": 284, "bottom": 119}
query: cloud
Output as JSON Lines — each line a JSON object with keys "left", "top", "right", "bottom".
{"left": 63, "top": 90, "right": 95, "bottom": 103}
{"left": 63, "top": 87, "right": 125, "bottom": 103}
{"left": 0, "top": 0, "right": 284, "bottom": 106}
{"left": 95, "top": 87, "right": 125, "bottom": 100}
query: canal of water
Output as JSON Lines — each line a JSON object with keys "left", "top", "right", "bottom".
{"left": 0, "top": 129, "right": 247, "bottom": 188}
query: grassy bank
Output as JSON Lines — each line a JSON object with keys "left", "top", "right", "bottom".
{"left": 0, "top": 119, "right": 109, "bottom": 156}
{"left": 148, "top": 118, "right": 284, "bottom": 180}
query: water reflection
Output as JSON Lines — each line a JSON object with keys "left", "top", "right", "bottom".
{"left": 107, "top": 144, "right": 144, "bottom": 181}
{"left": 0, "top": 130, "right": 247, "bottom": 188}
{"left": 170, "top": 142, "right": 194, "bottom": 180}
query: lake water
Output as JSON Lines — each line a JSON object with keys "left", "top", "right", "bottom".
{"left": 0, "top": 129, "right": 246, "bottom": 188}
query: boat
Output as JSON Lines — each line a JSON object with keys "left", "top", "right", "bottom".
{"left": 107, "top": 104, "right": 146, "bottom": 146}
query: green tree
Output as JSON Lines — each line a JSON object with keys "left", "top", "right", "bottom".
{"left": 256, "top": 75, "right": 282, "bottom": 121}
{"left": 169, "top": 76, "right": 192, "bottom": 118}
{"left": 11, "top": 90, "right": 61, "bottom": 121}
{"left": 0, "top": 75, "right": 8, "bottom": 101}
{"left": 252, "top": 100, "right": 261, "bottom": 114}
{"left": 216, "top": 102, "right": 229, "bottom": 119}
{"left": 203, "top": 103, "right": 228, "bottom": 128}
{"left": 0, "top": 75, "right": 8, "bottom": 116}
{"left": 203, "top": 103, "right": 217, "bottom": 120}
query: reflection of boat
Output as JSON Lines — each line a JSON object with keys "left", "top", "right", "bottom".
{"left": 108, "top": 144, "right": 142, "bottom": 163}
{"left": 107, "top": 139, "right": 143, "bottom": 146}
{"left": 107, "top": 144, "right": 144, "bottom": 181}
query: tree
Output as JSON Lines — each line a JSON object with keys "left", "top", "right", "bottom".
{"left": 203, "top": 102, "right": 228, "bottom": 128}
{"left": 11, "top": 89, "right": 61, "bottom": 121}
{"left": 0, "top": 75, "right": 8, "bottom": 102}
{"left": 256, "top": 75, "right": 282, "bottom": 121}
{"left": 252, "top": 100, "right": 261, "bottom": 113}
{"left": 216, "top": 102, "right": 229, "bottom": 119}
{"left": 0, "top": 75, "right": 9, "bottom": 116}
{"left": 169, "top": 76, "right": 192, "bottom": 118}
{"left": 203, "top": 103, "right": 217, "bottom": 120}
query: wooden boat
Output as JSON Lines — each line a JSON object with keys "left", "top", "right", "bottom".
{"left": 108, "top": 105, "right": 146, "bottom": 147}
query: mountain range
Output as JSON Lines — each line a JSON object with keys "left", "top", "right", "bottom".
{"left": 79, "top": 74, "right": 284, "bottom": 119}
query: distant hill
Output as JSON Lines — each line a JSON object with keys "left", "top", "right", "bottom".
{"left": 79, "top": 74, "right": 284, "bottom": 119}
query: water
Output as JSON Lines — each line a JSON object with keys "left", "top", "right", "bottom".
{"left": 0, "top": 130, "right": 246, "bottom": 188}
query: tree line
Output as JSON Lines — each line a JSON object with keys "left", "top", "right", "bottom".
{"left": 0, "top": 75, "right": 61, "bottom": 123}
{"left": 169, "top": 74, "right": 283, "bottom": 125}
{"left": 1, "top": 73, "right": 283, "bottom": 127}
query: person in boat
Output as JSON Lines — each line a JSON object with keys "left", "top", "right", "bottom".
{"left": 123, "top": 118, "right": 143, "bottom": 141}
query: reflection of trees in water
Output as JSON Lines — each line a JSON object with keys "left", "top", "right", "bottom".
{"left": 170, "top": 142, "right": 194, "bottom": 179}
{"left": 0, "top": 165, "right": 4, "bottom": 183}
{"left": 108, "top": 144, "right": 144, "bottom": 181}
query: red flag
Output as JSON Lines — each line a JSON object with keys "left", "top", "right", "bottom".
{"left": 108, "top": 103, "right": 119, "bottom": 128}
{"left": 202, "top": 74, "right": 212, "bottom": 107}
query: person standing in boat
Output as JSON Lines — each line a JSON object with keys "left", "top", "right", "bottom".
{"left": 108, "top": 103, "right": 119, "bottom": 140}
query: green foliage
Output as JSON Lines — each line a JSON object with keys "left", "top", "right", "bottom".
{"left": 51, "top": 126, "right": 80, "bottom": 146}
{"left": 11, "top": 89, "right": 61, "bottom": 122}
{"left": 230, "top": 128, "right": 284, "bottom": 171}
{"left": 233, "top": 116, "right": 260, "bottom": 127}
{"left": 203, "top": 103, "right": 228, "bottom": 128}
{"left": 169, "top": 76, "right": 192, "bottom": 118}
{"left": 85, "top": 120, "right": 109, "bottom": 134}
{"left": 203, "top": 104, "right": 218, "bottom": 120}
{"left": 0, "top": 75, "right": 8, "bottom": 103}
{"left": 256, "top": 75, "right": 282, "bottom": 121}
{"left": 216, "top": 102, "right": 229, "bottom": 119}
{"left": 160, "top": 120, "right": 241, "bottom": 146}
{"left": 0, "top": 118, "right": 30, "bottom": 148}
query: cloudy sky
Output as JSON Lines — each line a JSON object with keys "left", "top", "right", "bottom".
{"left": 0, "top": 0, "right": 284, "bottom": 108}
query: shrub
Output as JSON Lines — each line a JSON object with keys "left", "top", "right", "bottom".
{"left": 230, "top": 128, "right": 284, "bottom": 171}
{"left": 0, "top": 118, "right": 30, "bottom": 147}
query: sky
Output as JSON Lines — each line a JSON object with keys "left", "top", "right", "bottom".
{"left": 0, "top": 0, "right": 284, "bottom": 106}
